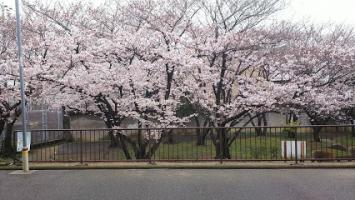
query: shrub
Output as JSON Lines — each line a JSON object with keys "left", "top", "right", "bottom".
{"left": 250, "top": 147, "right": 267, "bottom": 159}
{"left": 282, "top": 121, "right": 300, "bottom": 138}
{"left": 312, "top": 150, "right": 334, "bottom": 160}
{"left": 329, "top": 144, "right": 348, "bottom": 152}
{"left": 349, "top": 147, "right": 355, "bottom": 158}
{"left": 270, "top": 147, "right": 280, "bottom": 159}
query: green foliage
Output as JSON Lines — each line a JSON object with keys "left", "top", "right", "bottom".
{"left": 249, "top": 147, "right": 267, "bottom": 159}
{"left": 175, "top": 98, "right": 196, "bottom": 118}
{"left": 282, "top": 121, "right": 300, "bottom": 138}
{"left": 270, "top": 147, "right": 280, "bottom": 159}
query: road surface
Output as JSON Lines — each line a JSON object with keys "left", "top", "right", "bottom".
{"left": 1, "top": 169, "right": 354, "bottom": 200}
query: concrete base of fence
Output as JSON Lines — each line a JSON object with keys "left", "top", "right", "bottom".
{"left": 1, "top": 161, "right": 355, "bottom": 170}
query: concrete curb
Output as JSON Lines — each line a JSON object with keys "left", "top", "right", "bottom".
{"left": 1, "top": 162, "right": 355, "bottom": 170}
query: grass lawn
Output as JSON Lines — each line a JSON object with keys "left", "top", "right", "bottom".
{"left": 154, "top": 136, "right": 355, "bottom": 160}
{"left": 27, "top": 132, "right": 355, "bottom": 161}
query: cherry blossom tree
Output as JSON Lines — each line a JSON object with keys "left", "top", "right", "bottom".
{"left": 24, "top": 0, "right": 201, "bottom": 159}
{"left": 3, "top": 0, "right": 354, "bottom": 160}
{"left": 0, "top": 4, "right": 45, "bottom": 156}
{"left": 0, "top": 6, "right": 22, "bottom": 156}
{"left": 265, "top": 24, "right": 355, "bottom": 141}
{"left": 182, "top": 0, "right": 285, "bottom": 158}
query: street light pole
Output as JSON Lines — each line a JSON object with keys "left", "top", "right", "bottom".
{"left": 14, "top": 0, "right": 29, "bottom": 172}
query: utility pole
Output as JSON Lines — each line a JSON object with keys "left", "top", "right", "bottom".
{"left": 15, "top": 0, "right": 29, "bottom": 172}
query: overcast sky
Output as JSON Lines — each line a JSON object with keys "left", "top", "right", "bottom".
{"left": 2, "top": 0, "right": 355, "bottom": 27}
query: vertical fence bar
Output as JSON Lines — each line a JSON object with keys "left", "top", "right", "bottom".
{"left": 160, "top": 130, "right": 163, "bottom": 161}
{"left": 168, "top": 131, "right": 174, "bottom": 160}
{"left": 84, "top": 130, "right": 86, "bottom": 162}
{"left": 269, "top": 127, "right": 272, "bottom": 160}
{"left": 209, "top": 129, "right": 212, "bottom": 160}
{"left": 255, "top": 128, "right": 258, "bottom": 160}
{"left": 306, "top": 127, "right": 314, "bottom": 162}
{"left": 66, "top": 130, "right": 69, "bottom": 161}
{"left": 195, "top": 128, "right": 198, "bottom": 160}
{"left": 245, "top": 128, "right": 248, "bottom": 160}
{"left": 53, "top": 131, "right": 56, "bottom": 161}
{"left": 45, "top": 130, "right": 48, "bottom": 161}
{"left": 345, "top": 126, "right": 349, "bottom": 160}
{"left": 249, "top": 128, "right": 252, "bottom": 160}
{"left": 219, "top": 128, "right": 223, "bottom": 164}
{"left": 93, "top": 130, "right": 96, "bottom": 161}
{"left": 76, "top": 130, "right": 79, "bottom": 162}
{"left": 339, "top": 127, "right": 343, "bottom": 161}
{"left": 294, "top": 127, "right": 298, "bottom": 164}
{"left": 148, "top": 129, "right": 152, "bottom": 164}
{"left": 80, "top": 130, "right": 83, "bottom": 164}
{"left": 234, "top": 128, "right": 236, "bottom": 160}
{"left": 239, "top": 128, "right": 242, "bottom": 160}
{"left": 352, "top": 125, "right": 354, "bottom": 160}
{"left": 40, "top": 131, "right": 43, "bottom": 161}
{"left": 89, "top": 130, "right": 92, "bottom": 161}
{"left": 265, "top": 127, "right": 268, "bottom": 160}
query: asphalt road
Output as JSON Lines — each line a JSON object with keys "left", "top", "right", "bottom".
{"left": 1, "top": 169, "right": 355, "bottom": 200}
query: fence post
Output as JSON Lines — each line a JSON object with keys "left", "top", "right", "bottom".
{"left": 294, "top": 128, "right": 298, "bottom": 164}
{"left": 80, "top": 130, "right": 83, "bottom": 164}
{"left": 148, "top": 129, "right": 152, "bottom": 164}
{"left": 219, "top": 128, "right": 223, "bottom": 164}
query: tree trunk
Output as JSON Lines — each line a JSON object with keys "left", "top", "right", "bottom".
{"left": 214, "top": 128, "right": 231, "bottom": 159}
{"left": 194, "top": 117, "right": 202, "bottom": 145}
{"left": 215, "top": 141, "right": 231, "bottom": 159}
{"left": 255, "top": 113, "right": 267, "bottom": 136}
{"left": 351, "top": 119, "right": 355, "bottom": 137}
{"left": 196, "top": 129, "right": 209, "bottom": 146}
{"left": 313, "top": 127, "right": 322, "bottom": 142}
{"left": 262, "top": 114, "right": 268, "bottom": 135}
{"left": 255, "top": 115, "right": 262, "bottom": 136}
{"left": 286, "top": 112, "right": 298, "bottom": 124}
{"left": 166, "top": 132, "right": 175, "bottom": 144}
{"left": 1, "top": 122, "right": 15, "bottom": 157}
{"left": 125, "top": 125, "right": 165, "bottom": 160}
{"left": 194, "top": 117, "right": 209, "bottom": 146}
{"left": 223, "top": 144, "right": 231, "bottom": 159}
{"left": 117, "top": 133, "right": 132, "bottom": 160}
{"left": 0, "top": 120, "right": 5, "bottom": 139}
{"left": 135, "top": 127, "right": 148, "bottom": 159}
{"left": 285, "top": 112, "right": 297, "bottom": 138}
{"left": 288, "top": 131, "right": 296, "bottom": 139}
{"left": 146, "top": 131, "right": 166, "bottom": 159}
{"left": 62, "top": 114, "right": 73, "bottom": 142}
{"left": 108, "top": 130, "right": 120, "bottom": 148}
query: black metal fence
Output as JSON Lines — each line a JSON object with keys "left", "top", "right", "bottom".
{"left": 19, "top": 125, "right": 355, "bottom": 163}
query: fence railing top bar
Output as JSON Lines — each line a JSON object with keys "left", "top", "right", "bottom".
{"left": 21, "top": 124, "right": 355, "bottom": 132}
